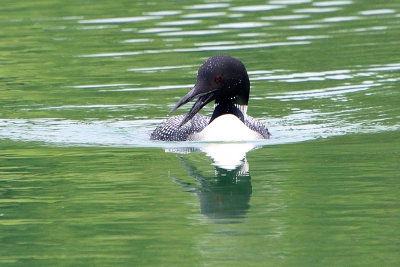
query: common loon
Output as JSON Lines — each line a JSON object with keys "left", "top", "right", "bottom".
{"left": 150, "top": 55, "right": 270, "bottom": 141}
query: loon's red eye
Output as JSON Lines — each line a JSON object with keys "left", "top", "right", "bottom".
{"left": 214, "top": 76, "right": 222, "bottom": 83}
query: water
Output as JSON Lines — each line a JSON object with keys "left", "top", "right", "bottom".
{"left": 1, "top": 0, "right": 399, "bottom": 265}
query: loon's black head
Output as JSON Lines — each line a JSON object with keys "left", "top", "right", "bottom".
{"left": 169, "top": 55, "right": 250, "bottom": 127}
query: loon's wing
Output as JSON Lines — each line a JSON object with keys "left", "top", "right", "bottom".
{"left": 150, "top": 114, "right": 209, "bottom": 141}
{"left": 244, "top": 115, "right": 271, "bottom": 139}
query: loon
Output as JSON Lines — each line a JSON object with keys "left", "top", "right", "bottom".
{"left": 150, "top": 55, "right": 270, "bottom": 141}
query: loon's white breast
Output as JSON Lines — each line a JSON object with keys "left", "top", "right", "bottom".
{"left": 188, "top": 114, "right": 264, "bottom": 141}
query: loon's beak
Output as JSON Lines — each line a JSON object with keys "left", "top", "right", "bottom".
{"left": 169, "top": 84, "right": 217, "bottom": 127}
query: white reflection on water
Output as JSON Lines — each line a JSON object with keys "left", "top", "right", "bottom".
{"left": 290, "top": 24, "right": 326, "bottom": 29}
{"left": 139, "top": 27, "right": 181, "bottom": 34}
{"left": 261, "top": 14, "right": 310, "bottom": 20}
{"left": 313, "top": 1, "right": 352, "bottom": 6}
{"left": 287, "top": 35, "right": 329, "bottom": 40}
{"left": 128, "top": 65, "right": 193, "bottom": 73}
{"left": 200, "top": 143, "right": 256, "bottom": 170}
{"left": 294, "top": 7, "right": 340, "bottom": 13}
{"left": 79, "top": 16, "right": 162, "bottom": 24}
{"left": 121, "top": 38, "right": 153, "bottom": 43}
{"left": 101, "top": 84, "right": 193, "bottom": 92}
{"left": 211, "top": 22, "right": 270, "bottom": 29}
{"left": 167, "top": 143, "right": 258, "bottom": 170}
{"left": 250, "top": 63, "right": 400, "bottom": 84}
{"left": 270, "top": 0, "right": 311, "bottom": 4}
{"left": 368, "top": 63, "right": 400, "bottom": 72}
{"left": 158, "top": 30, "right": 224, "bottom": 36}
{"left": 265, "top": 82, "right": 378, "bottom": 100}
{"left": 184, "top": 3, "right": 230, "bottom": 10}
{"left": 163, "top": 41, "right": 309, "bottom": 51}
{"left": 78, "top": 41, "right": 309, "bottom": 58}
{"left": 77, "top": 25, "right": 119, "bottom": 30}
{"left": 32, "top": 104, "right": 151, "bottom": 111}
{"left": 143, "top": 11, "right": 182, "bottom": 16}
{"left": 194, "top": 41, "right": 235, "bottom": 47}
{"left": 1, "top": 111, "right": 398, "bottom": 149}
{"left": 251, "top": 69, "right": 352, "bottom": 82}
{"left": 182, "top": 12, "right": 226, "bottom": 18}
{"left": 229, "top": 5, "right": 284, "bottom": 12}
{"left": 321, "top": 16, "right": 361, "bottom": 23}
{"left": 359, "top": 9, "right": 396, "bottom": 16}
{"left": 71, "top": 83, "right": 136, "bottom": 89}
{"left": 157, "top": 20, "right": 201, "bottom": 26}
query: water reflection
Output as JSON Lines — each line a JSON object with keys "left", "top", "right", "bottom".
{"left": 167, "top": 143, "right": 258, "bottom": 221}
{"left": 78, "top": 16, "right": 162, "bottom": 24}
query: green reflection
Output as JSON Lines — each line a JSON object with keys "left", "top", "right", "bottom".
{"left": 1, "top": 0, "right": 400, "bottom": 265}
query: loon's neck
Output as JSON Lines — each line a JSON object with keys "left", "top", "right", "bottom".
{"left": 210, "top": 102, "right": 248, "bottom": 124}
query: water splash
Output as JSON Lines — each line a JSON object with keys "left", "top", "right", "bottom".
{"left": 1, "top": 108, "right": 398, "bottom": 148}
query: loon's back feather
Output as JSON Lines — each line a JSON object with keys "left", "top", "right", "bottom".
{"left": 243, "top": 115, "right": 271, "bottom": 139}
{"left": 150, "top": 114, "right": 209, "bottom": 141}
{"left": 150, "top": 114, "right": 270, "bottom": 141}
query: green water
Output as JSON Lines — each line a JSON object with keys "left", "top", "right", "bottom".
{"left": 1, "top": 0, "right": 400, "bottom": 266}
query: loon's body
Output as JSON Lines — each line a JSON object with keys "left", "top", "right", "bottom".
{"left": 151, "top": 113, "right": 269, "bottom": 141}
{"left": 150, "top": 55, "right": 270, "bottom": 141}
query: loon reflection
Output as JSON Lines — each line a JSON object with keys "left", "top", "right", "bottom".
{"left": 167, "top": 143, "right": 258, "bottom": 220}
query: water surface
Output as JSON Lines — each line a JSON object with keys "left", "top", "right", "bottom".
{"left": 1, "top": 0, "right": 400, "bottom": 265}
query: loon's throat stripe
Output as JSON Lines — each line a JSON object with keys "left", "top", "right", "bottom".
{"left": 214, "top": 104, "right": 248, "bottom": 115}
{"left": 235, "top": 104, "right": 248, "bottom": 115}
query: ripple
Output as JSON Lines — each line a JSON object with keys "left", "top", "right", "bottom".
{"left": 313, "top": 1, "right": 352, "bottom": 6}
{"left": 294, "top": 7, "right": 340, "bottom": 13}
{"left": 0, "top": 118, "right": 153, "bottom": 147}
{"left": 332, "top": 25, "right": 388, "bottom": 34}
{"left": 266, "top": 82, "right": 378, "bottom": 100}
{"left": 211, "top": 22, "right": 270, "bottom": 29}
{"left": 367, "top": 63, "right": 400, "bottom": 72}
{"left": 359, "top": 9, "right": 396, "bottom": 16}
{"left": 321, "top": 16, "right": 361, "bottom": 22}
{"left": 290, "top": 24, "right": 326, "bottom": 29}
{"left": 62, "top": 16, "right": 84, "bottom": 20}
{"left": 77, "top": 25, "right": 118, "bottom": 30}
{"left": 182, "top": 12, "right": 226, "bottom": 18}
{"left": 122, "top": 38, "right": 153, "bottom": 43}
{"left": 128, "top": 65, "right": 193, "bottom": 73}
{"left": 230, "top": 5, "right": 284, "bottom": 12}
{"left": 157, "top": 20, "right": 201, "bottom": 26}
{"left": 79, "top": 16, "right": 162, "bottom": 24}
{"left": 248, "top": 70, "right": 274, "bottom": 75}
{"left": 158, "top": 30, "right": 224, "bottom": 36}
{"left": 139, "top": 27, "right": 181, "bottom": 34}
{"left": 184, "top": 3, "right": 230, "bottom": 9}
{"left": 78, "top": 41, "right": 310, "bottom": 58}
{"left": 104, "top": 84, "right": 192, "bottom": 92}
{"left": 71, "top": 83, "right": 136, "bottom": 89}
{"left": 287, "top": 35, "right": 329, "bottom": 40}
{"left": 35, "top": 104, "right": 146, "bottom": 110}
{"left": 261, "top": 15, "right": 309, "bottom": 20}
{"left": 270, "top": 0, "right": 311, "bottom": 4}
{"left": 2, "top": 108, "right": 398, "bottom": 148}
{"left": 144, "top": 11, "right": 181, "bottom": 16}
{"left": 194, "top": 41, "right": 235, "bottom": 47}
{"left": 357, "top": 26, "right": 387, "bottom": 32}
{"left": 237, "top": 33, "right": 267, "bottom": 37}
{"left": 175, "top": 41, "right": 310, "bottom": 52}
{"left": 251, "top": 69, "right": 352, "bottom": 82}
{"left": 78, "top": 51, "right": 142, "bottom": 58}
{"left": 264, "top": 108, "right": 399, "bottom": 142}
